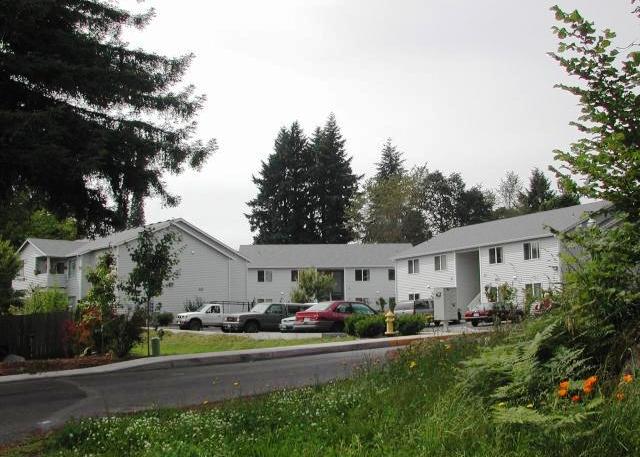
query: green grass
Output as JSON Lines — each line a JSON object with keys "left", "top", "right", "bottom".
{"left": 130, "top": 331, "right": 354, "bottom": 357}
{"left": 8, "top": 332, "right": 640, "bottom": 456}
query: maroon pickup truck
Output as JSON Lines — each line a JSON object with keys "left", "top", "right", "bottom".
{"left": 464, "top": 302, "right": 524, "bottom": 327}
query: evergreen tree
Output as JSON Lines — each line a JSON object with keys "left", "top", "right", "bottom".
{"left": 375, "top": 138, "right": 405, "bottom": 180}
{"left": 518, "top": 168, "right": 556, "bottom": 213}
{"left": 308, "top": 114, "right": 360, "bottom": 243}
{"left": 247, "top": 123, "right": 317, "bottom": 244}
{"left": 0, "top": 0, "right": 215, "bottom": 236}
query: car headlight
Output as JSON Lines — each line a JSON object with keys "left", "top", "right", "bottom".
{"left": 226, "top": 316, "right": 238, "bottom": 322}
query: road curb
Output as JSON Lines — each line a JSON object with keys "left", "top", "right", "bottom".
{"left": 0, "top": 333, "right": 461, "bottom": 384}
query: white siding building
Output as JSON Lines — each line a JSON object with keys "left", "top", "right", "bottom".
{"left": 13, "top": 219, "right": 249, "bottom": 315}
{"left": 239, "top": 243, "right": 411, "bottom": 306}
{"left": 394, "top": 202, "right": 610, "bottom": 309}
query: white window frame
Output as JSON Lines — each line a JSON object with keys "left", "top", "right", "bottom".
{"left": 434, "top": 255, "right": 447, "bottom": 271}
{"left": 291, "top": 270, "right": 298, "bottom": 282}
{"left": 523, "top": 242, "right": 540, "bottom": 261}
{"left": 388, "top": 269, "right": 395, "bottom": 281}
{"left": 409, "top": 293, "right": 421, "bottom": 300}
{"left": 489, "top": 246, "right": 503, "bottom": 265}
{"left": 355, "top": 269, "right": 370, "bottom": 282}
{"left": 408, "top": 259, "right": 419, "bottom": 274}
{"left": 525, "top": 283, "right": 543, "bottom": 299}
{"left": 257, "top": 270, "right": 272, "bottom": 283}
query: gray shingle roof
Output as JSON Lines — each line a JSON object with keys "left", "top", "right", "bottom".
{"left": 239, "top": 243, "right": 412, "bottom": 268}
{"left": 27, "top": 239, "right": 89, "bottom": 257}
{"left": 394, "top": 201, "right": 610, "bottom": 260}
{"left": 67, "top": 220, "right": 173, "bottom": 256}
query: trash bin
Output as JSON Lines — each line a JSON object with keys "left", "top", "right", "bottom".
{"left": 151, "top": 337, "right": 161, "bottom": 357}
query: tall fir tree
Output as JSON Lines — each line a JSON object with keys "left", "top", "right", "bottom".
{"left": 0, "top": 0, "right": 215, "bottom": 236}
{"left": 375, "top": 138, "right": 405, "bottom": 180}
{"left": 308, "top": 114, "right": 360, "bottom": 243}
{"left": 518, "top": 168, "right": 556, "bottom": 213}
{"left": 247, "top": 123, "right": 317, "bottom": 244}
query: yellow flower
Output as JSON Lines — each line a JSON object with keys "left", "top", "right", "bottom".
{"left": 497, "top": 402, "right": 506, "bottom": 408}
{"left": 616, "top": 391, "right": 625, "bottom": 401}
{"left": 202, "top": 400, "right": 209, "bottom": 405}
{"left": 558, "top": 388, "right": 568, "bottom": 398}
{"left": 409, "top": 361, "right": 417, "bottom": 369}
{"left": 526, "top": 403, "right": 534, "bottom": 408}
{"left": 623, "top": 374, "right": 633, "bottom": 384}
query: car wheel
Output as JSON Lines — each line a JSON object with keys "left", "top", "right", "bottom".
{"left": 471, "top": 320, "right": 479, "bottom": 327}
{"left": 331, "top": 321, "right": 344, "bottom": 333}
{"left": 221, "top": 327, "right": 229, "bottom": 333}
{"left": 244, "top": 321, "right": 259, "bottom": 333}
{"left": 433, "top": 320, "right": 441, "bottom": 327}
{"left": 189, "top": 319, "right": 202, "bottom": 331}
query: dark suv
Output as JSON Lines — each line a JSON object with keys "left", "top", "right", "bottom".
{"left": 222, "top": 303, "right": 307, "bottom": 333}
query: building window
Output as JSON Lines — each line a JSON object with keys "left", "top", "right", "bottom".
{"left": 388, "top": 269, "right": 395, "bottom": 281}
{"left": 354, "top": 297, "right": 369, "bottom": 304}
{"left": 408, "top": 259, "right": 419, "bottom": 274}
{"left": 17, "top": 260, "right": 24, "bottom": 278}
{"left": 434, "top": 255, "right": 447, "bottom": 271}
{"left": 257, "top": 270, "right": 272, "bottom": 282}
{"left": 355, "top": 269, "right": 370, "bottom": 281}
{"left": 489, "top": 247, "right": 503, "bottom": 264}
{"left": 291, "top": 270, "right": 298, "bottom": 282}
{"left": 523, "top": 242, "right": 540, "bottom": 260}
{"left": 409, "top": 293, "right": 420, "bottom": 300}
{"left": 525, "top": 283, "right": 543, "bottom": 299}
{"left": 54, "top": 261, "right": 65, "bottom": 274}
{"left": 35, "top": 257, "right": 47, "bottom": 275}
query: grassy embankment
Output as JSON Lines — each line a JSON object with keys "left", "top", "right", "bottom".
{"left": 130, "top": 330, "right": 354, "bottom": 357}
{"left": 6, "top": 326, "right": 640, "bottom": 457}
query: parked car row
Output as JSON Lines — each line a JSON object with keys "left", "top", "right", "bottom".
{"left": 176, "top": 298, "right": 525, "bottom": 333}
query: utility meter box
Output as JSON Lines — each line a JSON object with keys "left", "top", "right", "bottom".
{"left": 433, "top": 287, "right": 460, "bottom": 323}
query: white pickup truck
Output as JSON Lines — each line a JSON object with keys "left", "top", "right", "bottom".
{"left": 176, "top": 303, "right": 248, "bottom": 330}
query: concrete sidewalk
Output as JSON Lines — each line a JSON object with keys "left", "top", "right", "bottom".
{"left": 0, "top": 329, "right": 483, "bottom": 384}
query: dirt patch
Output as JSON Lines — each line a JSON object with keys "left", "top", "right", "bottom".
{"left": 0, "top": 354, "right": 119, "bottom": 376}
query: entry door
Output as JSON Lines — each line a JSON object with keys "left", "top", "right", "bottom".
{"left": 203, "top": 304, "right": 221, "bottom": 325}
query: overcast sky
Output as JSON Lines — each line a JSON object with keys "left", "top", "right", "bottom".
{"left": 123, "top": 1, "right": 638, "bottom": 249}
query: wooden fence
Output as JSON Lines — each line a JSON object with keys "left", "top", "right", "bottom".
{"left": 0, "top": 311, "right": 71, "bottom": 359}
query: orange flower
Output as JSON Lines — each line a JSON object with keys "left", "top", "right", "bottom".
{"left": 616, "top": 391, "right": 625, "bottom": 401}
{"left": 559, "top": 380, "right": 569, "bottom": 390}
{"left": 583, "top": 385, "right": 593, "bottom": 395}
{"left": 584, "top": 375, "right": 598, "bottom": 388}
{"left": 571, "top": 394, "right": 581, "bottom": 403}
{"left": 558, "top": 388, "right": 568, "bottom": 398}
{"left": 623, "top": 374, "right": 633, "bottom": 384}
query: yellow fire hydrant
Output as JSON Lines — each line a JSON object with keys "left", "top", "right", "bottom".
{"left": 385, "top": 310, "right": 398, "bottom": 336}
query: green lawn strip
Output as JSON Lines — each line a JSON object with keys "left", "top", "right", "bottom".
{"left": 130, "top": 331, "right": 354, "bottom": 357}
{"left": 11, "top": 333, "right": 640, "bottom": 456}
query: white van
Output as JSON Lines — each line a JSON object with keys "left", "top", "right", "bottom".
{"left": 176, "top": 302, "right": 249, "bottom": 330}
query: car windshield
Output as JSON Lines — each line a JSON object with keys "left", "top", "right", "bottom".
{"left": 250, "top": 303, "right": 271, "bottom": 313}
{"left": 197, "top": 304, "right": 213, "bottom": 313}
{"left": 304, "top": 302, "right": 333, "bottom": 312}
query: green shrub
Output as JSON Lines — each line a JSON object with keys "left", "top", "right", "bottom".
{"left": 157, "top": 312, "right": 174, "bottom": 326}
{"left": 353, "top": 315, "right": 386, "bottom": 338}
{"left": 397, "top": 314, "right": 428, "bottom": 335}
{"left": 102, "top": 308, "right": 146, "bottom": 357}
{"left": 344, "top": 314, "right": 366, "bottom": 336}
{"left": 19, "top": 287, "right": 68, "bottom": 314}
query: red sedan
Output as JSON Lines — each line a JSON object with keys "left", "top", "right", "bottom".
{"left": 293, "top": 300, "right": 376, "bottom": 332}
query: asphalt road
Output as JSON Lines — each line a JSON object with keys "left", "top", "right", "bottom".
{"left": 0, "top": 347, "right": 395, "bottom": 446}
